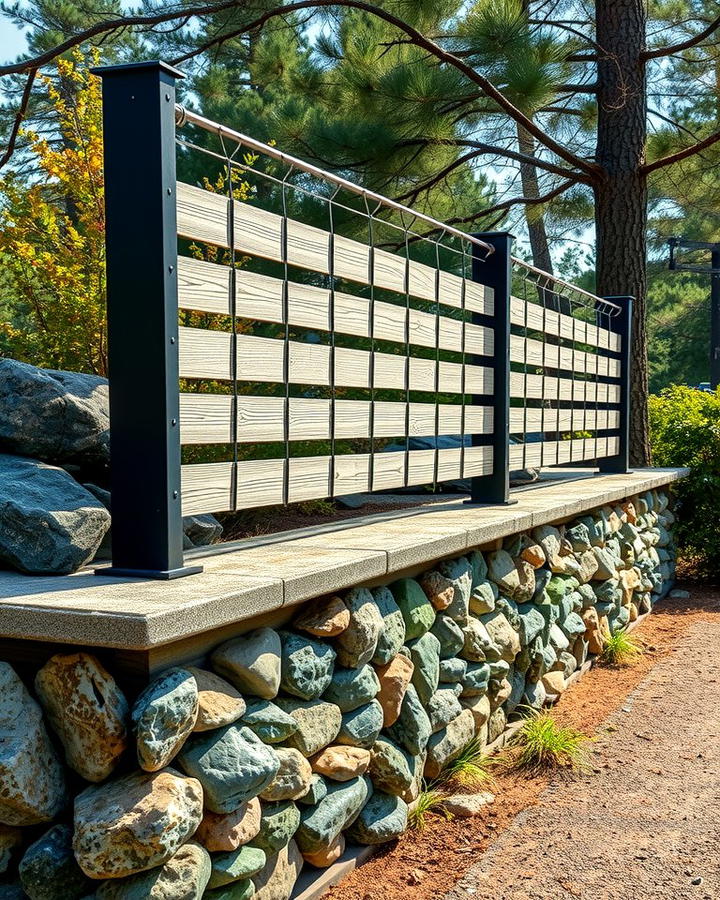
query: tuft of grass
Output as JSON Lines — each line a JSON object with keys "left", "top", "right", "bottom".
{"left": 408, "top": 783, "right": 452, "bottom": 832}
{"left": 601, "top": 629, "right": 644, "bottom": 666}
{"left": 505, "top": 710, "right": 591, "bottom": 775}
{"left": 438, "top": 737, "right": 494, "bottom": 791}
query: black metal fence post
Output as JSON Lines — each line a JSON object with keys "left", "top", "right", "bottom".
{"left": 598, "top": 295, "right": 633, "bottom": 474}
{"left": 467, "top": 231, "right": 517, "bottom": 505}
{"left": 94, "top": 61, "right": 202, "bottom": 579}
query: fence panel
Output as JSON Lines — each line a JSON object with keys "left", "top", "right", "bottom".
{"left": 95, "top": 61, "right": 632, "bottom": 579}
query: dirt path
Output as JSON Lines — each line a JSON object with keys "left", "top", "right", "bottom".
{"left": 328, "top": 588, "right": 720, "bottom": 900}
{"left": 444, "top": 615, "right": 720, "bottom": 900}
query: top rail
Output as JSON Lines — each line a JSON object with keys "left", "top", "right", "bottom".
{"left": 511, "top": 255, "right": 622, "bottom": 316}
{"left": 175, "top": 105, "right": 496, "bottom": 261}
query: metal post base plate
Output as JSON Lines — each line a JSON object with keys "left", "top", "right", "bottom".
{"left": 95, "top": 564, "right": 204, "bottom": 580}
{"left": 463, "top": 498, "right": 519, "bottom": 507}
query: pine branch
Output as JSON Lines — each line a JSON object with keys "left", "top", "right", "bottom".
{"left": 0, "top": 0, "right": 601, "bottom": 180}
{"left": 643, "top": 129, "right": 720, "bottom": 175}
{"left": 397, "top": 138, "right": 592, "bottom": 183}
{"left": 0, "top": 68, "right": 36, "bottom": 170}
{"left": 642, "top": 14, "right": 720, "bottom": 61}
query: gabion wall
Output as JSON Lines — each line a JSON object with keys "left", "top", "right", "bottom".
{"left": 0, "top": 489, "right": 676, "bottom": 900}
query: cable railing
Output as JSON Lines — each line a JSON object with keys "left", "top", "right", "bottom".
{"left": 94, "top": 61, "right": 631, "bottom": 580}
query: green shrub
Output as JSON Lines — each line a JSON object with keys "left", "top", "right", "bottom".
{"left": 504, "top": 711, "right": 591, "bottom": 775}
{"left": 407, "top": 783, "right": 451, "bottom": 832}
{"left": 649, "top": 385, "right": 720, "bottom": 573}
{"left": 438, "top": 736, "right": 494, "bottom": 791}
{"left": 601, "top": 629, "right": 643, "bottom": 666}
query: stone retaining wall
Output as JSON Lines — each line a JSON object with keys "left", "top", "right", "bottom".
{"left": 0, "top": 489, "right": 676, "bottom": 899}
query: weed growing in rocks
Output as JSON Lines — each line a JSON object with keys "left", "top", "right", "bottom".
{"left": 408, "top": 783, "right": 452, "bottom": 832}
{"left": 601, "top": 629, "right": 644, "bottom": 666}
{"left": 438, "top": 737, "right": 494, "bottom": 792}
{"left": 504, "top": 711, "right": 591, "bottom": 775}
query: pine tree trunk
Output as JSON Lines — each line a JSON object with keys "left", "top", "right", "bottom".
{"left": 594, "top": 0, "right": 651, "bottom": 466}
{"left": 516, "top": 124, "right": 554, "bottom": 275}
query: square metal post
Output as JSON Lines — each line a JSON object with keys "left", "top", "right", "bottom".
{"left": 94, "top": 61, "right": 201, "bottom": 579}
{"left": 467, "top": 232, "right": 517, "bottom": 505}
{"left": 598, "top": 295, "right": 633, "bottom": 474}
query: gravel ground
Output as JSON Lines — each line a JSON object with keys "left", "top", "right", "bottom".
{"left": 444, "top": 621, "right": 720, "bottom": 900}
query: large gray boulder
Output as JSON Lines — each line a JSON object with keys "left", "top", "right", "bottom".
{"left": 0, "top": 360, "right": 109, "bottom": 467}
{"left": 0, "top": 454, "right": 110, "bottom": 574}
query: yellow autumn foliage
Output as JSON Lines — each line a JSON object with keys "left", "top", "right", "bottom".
{"left": 0, "top": 49, "right": 107, "bottom": 374}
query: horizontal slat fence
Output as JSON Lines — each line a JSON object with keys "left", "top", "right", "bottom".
{"left": 95, "top": 61, "right": 631, "bottom": 578}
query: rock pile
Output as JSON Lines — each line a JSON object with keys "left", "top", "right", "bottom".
{"left": 0, "top": 359, "right": 222, "bottom": 575}
{"left": 0, "top": 491, "right": 675, "bottom": 898}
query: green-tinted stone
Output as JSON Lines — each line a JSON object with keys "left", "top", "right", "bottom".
{"left": 487, "top": 659, "right": 510, "bottom": 682}
{"left": 177, "top": 726, "right": 280, "bottom": 813}
{"left": 336, "top": 700, "right": 384, "bottom": 749}
{"left": 204, "top": 879, "right": 255, "bottom": 900}
{"left": 95, "top": 842, "right": 211, "bottom": 900}
{"left": 322, "top": 665, "right": 379, "bottom": 713}
{"left": 426, "top": 689, "right": 463, "bottom": 733}
{"left": 430, "top": 615, "right": 464, "bottom": 659}
{"left": 295, "top": 777, "right": 372, "bottom": 853}
{"left": 274, "top": 699, "right": 341, "bottom": 758}
{"left": 546, "top": 575, "right": 578, "bottom": 604}
{"left": 561, "top": 611, "right": 586, "bottom": 639}
{"left": 19, "top": 825, "right": 91, "bottom": 900}
{"left": 469, "top": 581, "right": 496, "bottom": 615}
{"left": 438, "top": 556, "right": 473, "bottom": 621}
{"left": 460, "top": 662, "right": 490, "bottom": 697}
{"left": 296, "top": 774, "right": 327, "bottom": 806}
{"left": 517, "top": 604, "right": 545, "bottom": 644}
{"left": 251, "top": 802, "right": 300, "bottom": 855}
{"left": 208, "top": 846, "right": 266, "bottom": 889}
{"left": 346, "top": 791, "right": 408, "bottom": 845}
{"left": 565, "top": 523, "right": 591, "bottom": 552}
{"left": 390, "top": 579, "right": 435, "bottom": 640}
{"left": 278, "top": 632, "right": 336, "bottom": 701}
{"left": 386, "top": 684, "right": 432, "bottom": 756}
{"left": 495, "top": 595, "right": 520, "bottom": 629}
{"left": 408, "top": 632, "right": 440, "bottom": 705}
{"left": 368, "top": 736, "right": 415, "bottom": 795}
{"left": 468, "top": 550, "right": 488, "bottom": 588}
{"left": 438, "top": 657, "right": 467, "bottom": 683}
{"left": 371, "top": 586, "right": 406, "bottom": 665}
{"left": 241, "top": 700, "right": 298, "bottom": 744}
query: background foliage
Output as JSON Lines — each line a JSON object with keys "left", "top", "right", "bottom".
{"left": 649, "top": 385, "right": 720, "bottom": 573}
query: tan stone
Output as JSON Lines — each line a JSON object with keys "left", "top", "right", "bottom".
{"left": 293, "top": 595, "right": 350, "bottom": 638}
{"left": 260, "top": 747, "right": 313, "bottom": 801}
{"left": 491, "top": 678, "right": 512, "bottom": 709}
{"left": 619, "top": 567, "right": 641, "bottom": 607}
{"left": 520, "top": 543, "right": 546, "bottom": 568}
{"left": 442, "top": 791, "right": 494, "bottom": 818}
{"left": 629, "top": 602, "right": 639, "bottom": 622}
{"left": 302, "top": 833, "right": 345, "bottom": 868}
{"left": 419, "top": 571, "right": 455, "bottom": 610}
{"left": 73, "top": 769, "right": 204, "bottom": 879}
{"left": 188, "top": 667, "right": 246, "bottom": 732}
{"left": 461, "top": 694, "right": 491, "bottom": 731}
{"left": 581, "top": 607, "right": 604, "bottom": 654}
{"left": 253, "top": 839, "right": 303, "bottom": 900}
{"left": 311, "top": 745, "right": 371, "bottom": 781}
{"left": 622, "top": 501, "right": 637, "bottom": 524}
{"left": 542, "top": 670, "right": 567, "bottom": 695}
{"left": 0, "top": 662, "right": 67, "bottom": 826}
{"left": 375, "top": 654, "right": 414, "bottom": 727}
{"left": 35, "top": 652, "right": 128, "bottom": 783}
{"left": 195, "top": 797, "right": 261, "bottom": 852}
